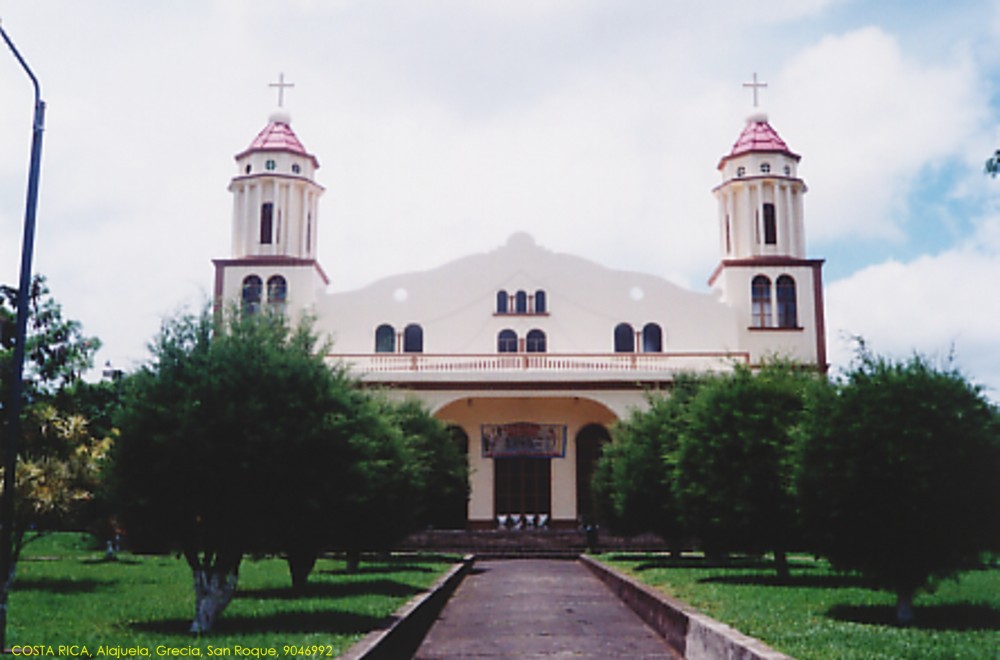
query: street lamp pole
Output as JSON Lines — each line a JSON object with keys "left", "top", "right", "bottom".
{"left": 0, "top": 21, "right": 46, "bottom": 651}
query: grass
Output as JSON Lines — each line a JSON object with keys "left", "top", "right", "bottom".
{"left": 599, "top": 553, "right": 1000, "bottom": 660}
{"left": 10, "top": 533, "right": 458, "bottom": 657}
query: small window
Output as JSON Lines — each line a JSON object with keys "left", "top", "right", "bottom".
{"left": 777, "top": 275, "right": 797, "bottom": 328}
{"left": 375, "top": 324, "right": 395, "bottom": 353}
{"left": 763, "top": 203, "right": 777, "bottom": 245}
{"left": 245, "top": 164, "right": 252, "bottom": 174}
{"left": 526, "top": 329, "right": 546, "bottom": 353}
{"left": 761, "top": 163, "right": 771, "bottom": 174}
{"left": 515, "top": 290, "right": 528, "bottom": 314}
{"left": 641, "top": 323, "right": 663, "bottom": 352}
{"left": 241, "top": 275, "right": 262, "bottom": 315}
{"left": 497, "top": 329, "right": 517, "bottom": 353}
{"left": 614, "top": 323, "right": 635, "bottom": 353}
{"left": 260, "top": 203, "right": 274, "bottom": 244}
{"left": 736, "top": 166, "right": 746, "bottom": 177}
{"left": 751, "top": 275, "right": 772, "bottom": 328}
{"left": 291, "top": 163, "right": 301, "bottom": 174}
{"left": 535, "top": 290, "right": 546, "bottom": 314}
{"left": 496, "top": 291, "right": 509, "bottom": 314}
{"left": 265, "top": 159, "right": 276, "bottom": 171}
{"left": 784, "top": 165, "right": 791, "bottom": 176}
{"left": 403, "top": 324, "right": 423, "bottom": 353}
{"left": 266, "top": 275, "right": 287, "bottom": 313}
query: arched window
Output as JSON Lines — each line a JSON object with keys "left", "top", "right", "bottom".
{"left": 497, "top": 329, "right": 517, "bottom": 353}
{"left": 526, "top": 329, "right": 546, "bottom": 353}
{"left": 266, "top": 275, "right": 287, "bottom": 313}
{"left": 515, "top": 290, "right": 528, "bottom": 314}
{"left": 496, "top": 291, "right": 508, "bottom": 314}
{"left": 403, "top": 324, "right": 423, "bottom": 353}
{"left": 763, "top": 203, "right": 777, "bottom": 245}
{"left": 776, "top": 275, "right": 797, "bottom": 328}
{"left": 534, "top": 290, "right": 547, "bottom": 314}
{"left": 241, "top": 275, "right": 262, "bottom": 315}
{"left": 614, "top": 323, "right": 635, "bottom": 352}
{"left": 260, "top": 203, "right": 274, "bottom": 244}
{"left": 375, "top": 324, "right": 395, "bottom": 353}
{"left": 642, "top": 323, "right": 663, "bottom": 352}
{"left": 751, "top": 275, "right": 772, "bottom": 328}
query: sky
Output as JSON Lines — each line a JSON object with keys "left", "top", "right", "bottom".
{"left": 1, "top": 0, "right": 999, "bottom": 397}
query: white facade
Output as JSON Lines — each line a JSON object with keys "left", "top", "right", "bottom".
{"left": 213, "top": 109, "right": 827, "bottom": 529}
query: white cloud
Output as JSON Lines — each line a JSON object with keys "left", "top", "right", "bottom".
{"left": 775, "top": 27, "right": 988, "bottom": 243}
{"left": 826, "top": 214, "right": 1000, "bottom": 397}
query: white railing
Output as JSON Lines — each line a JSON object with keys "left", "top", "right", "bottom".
{"left": 327, "top": 351, "right": 749, "bottom": 375}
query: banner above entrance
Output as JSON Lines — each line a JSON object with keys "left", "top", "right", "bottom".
{"left": 482, "top": 422, "right": 567, "bottom": 458}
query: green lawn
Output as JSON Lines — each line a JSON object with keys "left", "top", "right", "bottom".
{"left": 10, "top": 534, "right": 457, "bottom": 658}
{"left": 600, "top": 553, "right": 1000, "bottom": 660}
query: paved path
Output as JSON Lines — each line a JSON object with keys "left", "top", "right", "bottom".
{"left": 414, "top": 559, "right": 675, "bottom": 659}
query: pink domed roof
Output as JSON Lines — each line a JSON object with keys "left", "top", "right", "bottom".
{"left": 235, "top": 113, "right": 319, "bottom": 168}
{"left": 719, "top": 113, "right": 799, "bottom": 168}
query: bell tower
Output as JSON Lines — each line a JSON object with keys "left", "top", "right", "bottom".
{"left": 213, "top": 76, "right": 329, "bottom": 319}
{"left": 708, "top": 77, "right": 827, "bottom": 369}
{"left": 712, "top": 112, "right": 807, "bottom": 261}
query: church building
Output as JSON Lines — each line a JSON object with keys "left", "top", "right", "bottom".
{"left": 213, "top": 93, "right": 827, "bottom": 531}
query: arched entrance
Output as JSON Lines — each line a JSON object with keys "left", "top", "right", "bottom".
{"left": 434, "top": 396, "right": 619, "bottom": 529}
{"left": 576, "top": 423, "right": 611, "bottom": 524}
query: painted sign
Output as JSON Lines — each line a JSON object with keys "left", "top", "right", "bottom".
{"left": 482, "top": 422, "right": 567, "bottom": 458}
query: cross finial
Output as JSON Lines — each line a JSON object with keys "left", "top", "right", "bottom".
{"left": 269, "top": 73, "right": 295, "bottom": 108}
{"left": 742, "top": 72, "right": 768, "bottom": 108}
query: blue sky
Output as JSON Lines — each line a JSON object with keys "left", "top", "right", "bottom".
{"left": 1, "top": 0, "right": 998, "bottom": 396}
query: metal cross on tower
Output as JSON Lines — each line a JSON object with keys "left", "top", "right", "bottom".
{"left": 742, "top": 72, "right": 768, "bottom": 108}
{"left": 269, "top": 73, "right": 295, "bottom": 107}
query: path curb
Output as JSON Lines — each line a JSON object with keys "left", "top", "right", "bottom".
{"left": 580, "top": 555, "right": 794, "bottom": 660}
{"left": 340, "top": 554, "right": 474, "bottom": 660}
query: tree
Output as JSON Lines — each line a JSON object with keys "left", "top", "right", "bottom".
{"left": 674, "top": 363, "right": 814, "bottom": 577}
{"left": 113, "top": 309, "right": 360, "bottom": 632}
{"left": 388, "top": 397, "right": 469, "bottom": 531}
{"left": 591, "top": 375, "right": 705, "bottom": 552}
{"left": 0, "top": 276, "right": 107, "bottom": 621}
{"left": 798, "top": 349, "right": 1000, "bottom": 624}
{"left": 1, "top": 275, "right": 100, "bottom": 400}
{"left": 282, "top": 396, "right": 469, "bottom": 586}
{"left": 280, "top": 383, "right": 407, "bottom": 586}
{"left": 986, "top": 149, "right": 1000, "bottom": 178}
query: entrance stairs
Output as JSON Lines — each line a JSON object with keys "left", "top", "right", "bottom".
{"left": 398, "top": 529, "right": 670, "bottom": 558}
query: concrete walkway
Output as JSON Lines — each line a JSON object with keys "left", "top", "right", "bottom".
{"left": 414, "top": 559, "right": 676, "bottom": 659}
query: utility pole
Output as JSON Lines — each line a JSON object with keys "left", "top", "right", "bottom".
{"left": 0, "top": 20, "right": 46, "bottom": 651}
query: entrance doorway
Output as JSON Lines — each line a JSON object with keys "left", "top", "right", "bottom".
{"left": 494, "top": 457, "right": 551, "bottom": 519}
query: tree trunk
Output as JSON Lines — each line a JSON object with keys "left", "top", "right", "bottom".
{"left": 896, "top": 589, "right": 915, "bottom": 626}
{"left": 345, "top": 549, "right": 361, "bottom": 573}
{"left": 287, "top": 549, "right": 318, "bottom": 593}
{"left": 190, "top": 566, "right": 239, "bottom": 634}
{"left": 774, "top": 548, "right": 789, "bottom": 580}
